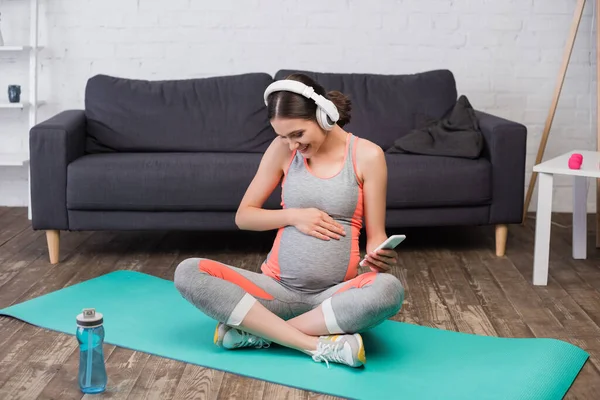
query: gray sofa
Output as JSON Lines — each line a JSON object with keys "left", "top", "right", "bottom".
{"left": 29, "top": 69, "right": 527, "bottom": 264}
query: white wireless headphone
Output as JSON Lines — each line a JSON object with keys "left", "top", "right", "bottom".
{"left": 263, "top": 80, "right": 340, "bottom": 131}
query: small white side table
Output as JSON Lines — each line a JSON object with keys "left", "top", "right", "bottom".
{"left": 532, "top": 150, "right": 599, "bottom": 285}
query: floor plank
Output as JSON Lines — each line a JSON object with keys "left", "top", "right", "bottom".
{"left": 217, "top": 373, "right": 266, "bottom": 400}
{"left": 428, "top": 249, "right": 498, "bottom": 336}
{"left": 262, "top": 384, "right": 309, "bottom": 400}
{"left": 0, "top": 225, "right": 44, "bottom": 265}
{"left": 171, "top": 365, "right": 224, "bottom": 400}
{"left": 126, "top": 356, "right": 187, "bottom": 400}
{"left": 510, "top": 223, "right": 600, "bottom": 338}
{"left": 394, "top": 249, "right": 457, "bottom": 331}
{"left": 0, "top": 208, "right": 29, "bottom": 247}
{"left": 455, "top": 249, "right": 534, "bottom": 338}
{"left": 0, "top": 208, "right": 599, "bottom": 399}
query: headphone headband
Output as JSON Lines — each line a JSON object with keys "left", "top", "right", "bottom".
{"left": 263, "top": 79, "right": 340, "bottom": 130}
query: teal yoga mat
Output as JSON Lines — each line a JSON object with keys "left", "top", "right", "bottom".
{"left": 0, "top": 270, "right": 588, "bottom": 399}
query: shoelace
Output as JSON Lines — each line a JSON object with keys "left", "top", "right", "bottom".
{"left": 236, "top": 331, "right": 271, "bottom": 349}
{"left": 311, "top": 341, "right": 345, "bottom": 369}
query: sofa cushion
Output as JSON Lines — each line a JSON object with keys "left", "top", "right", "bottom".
{"left": 274, "top": 69, "right": 457, "bottom": 151}
{"left": 385, "top": 154, "right": 491, "bottom": 208}
{"left": 84, "top": 73, "right": 276, "bottom": 153}
{"left": 67, "top": 153, "right": 282, "bottom": 211}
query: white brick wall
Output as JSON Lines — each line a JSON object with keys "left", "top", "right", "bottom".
{"left": 0, "top": 0, "right": 598, "bottom": 214}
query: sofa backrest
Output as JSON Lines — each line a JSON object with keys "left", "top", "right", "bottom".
{"left": 274, "top": 69, "right": 457, "bottom": 150}
{"left": 84, "top": 69, "right": 458, "bottom": 154}
{"left": 84, "top": 73, "right": 276, "bottom": 153}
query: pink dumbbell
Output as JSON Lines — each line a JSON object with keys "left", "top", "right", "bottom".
{"left": 568, "top": 153, "right": 583, "bottom": 169}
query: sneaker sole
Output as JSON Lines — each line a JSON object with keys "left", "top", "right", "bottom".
{"left": 214, "top": 323, "right": 229, "bottom": 347}
{"left": 213, "top": 323, "right": 220, "bottom": 346}
{"left": 355, "top": 333, "right": 366, "bottom": 365}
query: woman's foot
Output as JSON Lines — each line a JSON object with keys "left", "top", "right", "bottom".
{"left": 214, "top": 323, "right": 365, "bottom": 369}
{"left": 309, "top": 333, "right": 366, "bottom": 368}
{"left": 214, "top": 322, "right": 271, "bottom": 349}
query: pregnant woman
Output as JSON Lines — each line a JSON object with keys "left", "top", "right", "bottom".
{"left": 174, "top": 73, "right": 405, "bottom": 368}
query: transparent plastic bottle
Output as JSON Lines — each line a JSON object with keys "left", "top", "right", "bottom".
{"left": 76, "top": 308, "right": 107, "bottom": 394}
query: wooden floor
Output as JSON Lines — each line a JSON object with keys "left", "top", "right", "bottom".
{"left": 1, "top": 207, "right": 600, "bottom": 399}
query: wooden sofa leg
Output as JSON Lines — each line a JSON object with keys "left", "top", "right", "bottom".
{"left": 495, "top": 224, "right": 508, "bottom": 257}
{"left": 46, "top": 230, "right": 60, "bottom": 264}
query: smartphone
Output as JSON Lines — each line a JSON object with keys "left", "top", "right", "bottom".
{"left": 359, "top": 235, "right": 406, "bottom": 267}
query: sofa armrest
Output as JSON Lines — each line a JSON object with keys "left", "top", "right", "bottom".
{"left": 475, "top": 110, "right": 528, "bottom": 224}
{"left": 29, "top": 110, "right": 87, "bottom": 230}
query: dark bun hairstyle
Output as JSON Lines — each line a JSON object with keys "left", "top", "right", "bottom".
{"left": 266, "top": 73, "right": 352, "bottom": 128}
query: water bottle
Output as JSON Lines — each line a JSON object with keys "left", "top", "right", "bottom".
{"left": 76, "top": 308, "right": 107, "bottom": 394}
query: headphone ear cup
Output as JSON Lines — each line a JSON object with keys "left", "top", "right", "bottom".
{"left": 316, "top": 107, "right": 334, "bottom": 130}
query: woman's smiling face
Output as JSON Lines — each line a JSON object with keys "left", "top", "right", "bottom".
{"left": 270, "top": 117, "right": 326, "bottom": 158}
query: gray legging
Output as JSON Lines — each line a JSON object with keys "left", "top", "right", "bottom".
{"left": 174, "top": 257, "right": 404, "bottom": 334}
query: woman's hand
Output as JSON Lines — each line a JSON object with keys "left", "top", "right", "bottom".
{"left": 362, "top": 248, "right": 398, "bottom": 273}
{"left": 291, "top": 208, "right": 346, "bottom": 241}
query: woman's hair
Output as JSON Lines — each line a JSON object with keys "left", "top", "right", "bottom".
{"left": 266, "top": 73, "right": 352, "bottom": 128}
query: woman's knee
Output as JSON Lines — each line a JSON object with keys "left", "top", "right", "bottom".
{"left": 376, "top": 273, "right": 405, "bottom": 315}
{"left": 174, "top": 257, "right": 204, "bottom": 296}
{"left": 329, "top": 273, "right": 405, "bottom": 333}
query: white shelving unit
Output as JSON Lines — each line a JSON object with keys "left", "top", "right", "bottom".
{"left": 0, "top": 0, "right": 41, "bottom": 219}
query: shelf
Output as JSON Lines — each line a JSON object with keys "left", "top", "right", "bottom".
{"left": 0, "top": 101, "right": 46, "bottom": 109}
{"left": 0, "top": 153, "right": 28, "bottom": 166}
{"left": 0, "top": 103, "right": 26, "bottom": 109}
{"left": 0, "top": 46, "right": 32, "bottom": 51}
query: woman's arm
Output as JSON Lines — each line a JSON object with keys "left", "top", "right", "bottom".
{"left": 235, "top": 138, "right": 297, "bottom": 231}
{"left": 358, "top": 141, "right": 389, "bottom": 251}
{"left": 236, "top": 138, "right": 348, "bottom": 239}
{"left": 356, "top": 139, "right": 397, "bottom": 271}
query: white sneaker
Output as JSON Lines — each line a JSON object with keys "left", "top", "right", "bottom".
{"left": 214, "top": 322, "right": 271, "bottom": 349}
{"left": 310, "top": 333, "right": 366, "bottom": 368}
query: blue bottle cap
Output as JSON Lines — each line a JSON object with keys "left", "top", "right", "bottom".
{"left": 76, "top": 308, "right": 104, "bottom": 328}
